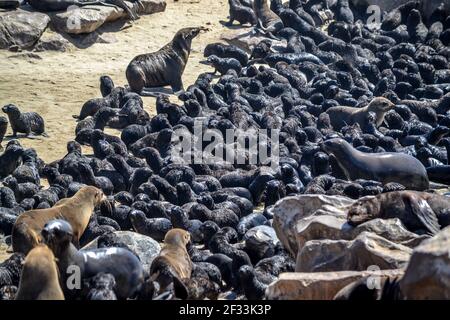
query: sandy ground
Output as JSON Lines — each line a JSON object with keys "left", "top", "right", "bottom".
{"left": 0, "top": 0, "right": 239, "bottom": 163}
{"left": 0, "top": 0, "right": 244, "bottom": 262}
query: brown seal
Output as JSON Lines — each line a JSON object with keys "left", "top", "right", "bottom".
{"left": 149, "top": 228, "right": 193, "bottom": 294}
{"left": 126, "top": 27, "right": 205, "bottom": 95}
{"left": 347, "top": 191, "right": 450, "bottom": 236}
{"left": 12, "top": 186, "right": 104, "bottom": 255}
{"left": 325, "top": 97, "right": 396, "bottom": 131}
{"left": 253, "top": 0, "right": 284, "bottom": 39}
{"left": 322, "top": 138, "right": 429, "bottom": 191}
{"left": 15, "top": 244, "right": 64, "bottom": 300}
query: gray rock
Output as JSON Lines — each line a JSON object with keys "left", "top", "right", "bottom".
{"left": 296, "top": 232, "right": 412, "bottom": 272}
{"left": 51, "top": 0, "right": 167, "bottom": 34}
{"left": 266, "top": 269, "right": 405, "bottom": 300}
{"left": 271, "top": 195, "right": 355, "bottom": 256}
{"left": 0, "top": 9, "right": 50, "bottom": 49}
{"left": 400, "top": 226, "right": 450, "bottom": 299}
{"left": 82, "top": 231, "right": 161, "bottom": 271}
{"left": 244, "top": 225, "right": 279, "bottom": 260}
{"left": 34, "top": 32, "right": 72, "bottom": 52}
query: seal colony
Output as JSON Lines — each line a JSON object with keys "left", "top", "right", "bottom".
{"left": 1, "top": 0, "right": 450, "bottom": 300}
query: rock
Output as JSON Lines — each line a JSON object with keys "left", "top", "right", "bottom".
{"left": 295, "top": 216, "right": 429, "bottom": 251}
{"left": 271, "top": 195, "right": 355, "bottom": 256}
{"left": 82, "top": 231, "right": 161, "bottom": 271}
{"left": 34, "top": 32, "right": 72, "bottom": 52}
{"left": 51, "top": 0, "right": 167, "bottom": 34}
{"left": 244, "top": 225, "right": 279, "bottom": 260}
{"left": 0, "top": 9, "right": 50, "bottom": 49}
{"left": 221, "top": 28, "right": 286, "bottom": 53}
{"left": 78, "top": 32, "right": 118, "bottom": 46}
{"left": 400, "top": 226, "right": 450, "bottom": 299}
{"left": 296, "top": 232, "right": 412, "bottom": 272}
{"left": 266, "top": 269, "right": 405, "bottom": 300}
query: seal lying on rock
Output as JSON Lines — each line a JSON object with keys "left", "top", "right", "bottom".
{"left": 347, "top": 191, "right": 450, "bottom": 235}
{"left": 325, "top": 97, "right": 396, "bottom": 131}
{"left": 126, "top": 27, "right": 206, "bottom": 96}
{"left": 2, "top": 104, "right": 47, "bottom": 138}
{"left": 15, "top": 245, "right": 64, "bottom": 300}
{"left": 12, "top": 186, "right": 104, "bottom": 254}
{"left": 322, "top": 138, "right": 429, "bottom": 191}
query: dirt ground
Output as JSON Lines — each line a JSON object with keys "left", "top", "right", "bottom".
{"left": 0, "top": 0, "right": 244, "bottom": 262}
{"left": 0, "top": 0, "right": 239, "bottom": 163}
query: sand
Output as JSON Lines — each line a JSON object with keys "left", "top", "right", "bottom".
{"left": 0, "top": 0, "right": 238, "bottom": 163}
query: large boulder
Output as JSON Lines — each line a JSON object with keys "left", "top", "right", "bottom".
{"left": 0, "top": 9, "right": 50, "bottom": 49}
{"left": 400, "top": 226, "right": 450, "bottom": 299}
{"left": 296, "top": 232, "right": 412, "bottom": 272}
{"left": 51, "top": 0, "right": 166, "bottom": 34}
{"left": 266, "top": 269, "right": 404, "bottom": 300}
{"left": 82, "top": 231, "right": 161, "bottom": 271}
{"left": 271, "top": 195, "right": 355, "bottom": 256}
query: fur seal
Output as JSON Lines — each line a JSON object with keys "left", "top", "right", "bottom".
{"left": 322, "top": 138, "right": 430, "bottom": 191}
{"left": 347, "top": 191, "right": 450, "bottom": 235}
{"left": 15, "top": 245, "right": 64, "bottom": 300}
{"left": 227, "top": 0, "right": 257, "bottom": 26}
{"left": 126, "top": 27, "right": 205, "bottom": 95}
{"left": 12, "top": 186, "right": 104, "bottom": 255}
{"left": 0, "top": 116, "right": 7, "bottom": 150}
{"left": 42, "top": 219, "right": 144, "bottom": 299}
{"left": 150, "top": 228, "right": 193, "bottom": 296}
{"left": 325, "top": 97, "right": 396, "bottom": 131}
{"left": 2, "top": 104, "right": 47, "bottom": 138}
{"left": 253, "top": 0, "right": 284, "bottom": 39}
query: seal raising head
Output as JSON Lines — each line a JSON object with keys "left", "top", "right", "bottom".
{"left": 126, "top": 27, "right": 206, "bottom": 96}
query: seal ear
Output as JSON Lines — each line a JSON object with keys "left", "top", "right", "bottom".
{"left": 405, "top": 194, "right": 441, "bottom": 235}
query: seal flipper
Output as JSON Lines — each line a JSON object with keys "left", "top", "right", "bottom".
{"left": 406, "top": 194, "right": 441, "bottom": 235}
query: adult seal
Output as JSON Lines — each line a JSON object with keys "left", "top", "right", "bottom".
{"left": 2, "top": 104, "right": 47, "bottom": 138}
{"left": 325, "top": 97, "right": 396, "bottom": 131}
{"left": 322, "top": 138, "right": 429, "bottom": 191}
{"left": 15, "top": 245, "right": 65, "bottom": 300}
{"left": 12, "top": 186, "right": 104, "bottom": 255}
{"left": 149, "top": 229, "right": 193, "bottom": 296}
{"left": 42, "top": 219, "right": 144, "bottom": 299}
{"left": 126, "top": 27, "right": 205, "bottom": 96}
{"left": 347, "top": 191, "right": 450, "bottom": 236}
{"left": 253, "top": 0, "right": 284, "bottom": 39}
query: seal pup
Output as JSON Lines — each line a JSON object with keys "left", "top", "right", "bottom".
{"left": 42, "top": 219, "right": 144, "bottom": 299}
{"left": 322, "top": 138, "right": 430, "bottom": 191}
{"left": 15, "top": 245, "right": 64, "bottom": 300}
{"left": 0, "top": 116, "right": 7, "bottom": 151}
{"left": 325, "top": 97, "right": 396, "bottom": 131}
{"left": 347, "top": 191, "right": 450, "bottom": 235}
{"left": 12, "top": 186, "right": 104, "bottom": 255}
{"left": 149, "top": 229, "right": 193, "bottom": 297}
{"left": 126, "top": 27, "right": 206, "bottom": 96}
{"left": 2, "top": 104, "right": 47, "bottom": 138}
{"left": 227, "top": 0, "right": 257, "bottom": 26}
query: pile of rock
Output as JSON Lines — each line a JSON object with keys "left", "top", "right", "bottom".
{"left": 268, "top": 195, "right": 450, "bottom": 299}
{"left": 0, "top": 0, "right": 166, "bottom": 50}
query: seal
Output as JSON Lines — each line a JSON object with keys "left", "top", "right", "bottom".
{"left": 42, "top": 219, "right": 144, "bottom": 299}
{"left": 322, "top": 138, "right": 430, "bottom": 191}
{"left": 347, "top": 191, "right": 450, "bottom": 235}
{"left": 325, "top": 97, "right": 396, "bottom": 131}
{"left": 227, "top": 0, "right": 257, "bottom": 26}
{"left": 253, "top": 0, "right": 284, "bottom": 39}
{"left": 2, "top": 104, "right": 47, "bottom": 138}
{"left": 15, "top": 244, "right": 64, "bottom": 300}
{"left": 11, "top": 186, "right": 104, "bottom": 255}
{"left": 150, "top": 229, "right": 193, "bottom": 295}
{"left": 0, "top": 116, "right": 7, "bottom": 150}
{"left": 126, "top": 27, "right": 205, "bottom": 96}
